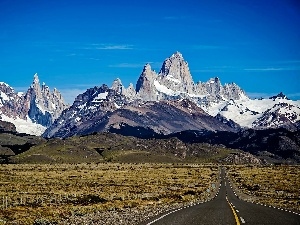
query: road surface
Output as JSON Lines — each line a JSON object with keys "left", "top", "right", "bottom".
{"left": 140, "top": 168, "right": 300, "bottom": 225}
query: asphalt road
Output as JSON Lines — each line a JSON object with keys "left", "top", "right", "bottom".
{"left": 140, "top": 168, "right": 300, "bottom": 225}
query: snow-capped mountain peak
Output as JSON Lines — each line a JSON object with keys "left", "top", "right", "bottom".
{"left": 132, "top": 52, "right": 247, "bottom": 105}
{"left": 0, "top": 73, "right": 69, "bottom": 135}
{"left": 0, "top": 82, "right": 11, "bottom": 87}
{"left": 0, "top": 83, "right": 14, "bottom": 102}
{"left": 269, "top": 92, "right": 289, "bottom": 100}
{"left": 158, "top": 51, "right": 194, "bottom": 89}
{"left": 170, "top": 51, "right": 183, "bottom": 59}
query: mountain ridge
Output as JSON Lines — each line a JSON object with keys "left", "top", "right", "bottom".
{"left": 43, "top": 87, "right": 240, "bottom": 138}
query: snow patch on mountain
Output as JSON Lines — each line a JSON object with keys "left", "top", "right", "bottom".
{"left": 188, "top": 93, "right": 206, "bottom": 98}
{"left": 92, "top": 92, "right": 109, "bottom": 103}
{"left": 166, "top": 74, "right": 181, "bottom": 84}
{"left": 0, "top": 92, "right": 10, "bottom": 101}
{"left": 114, "top": 103, "right": 121, "bottom": 109}
{"left": 0, "top": 82, "right": 10, "bottom": 87}
{"left": 154, "top": 80, "right": 179, "bottom": 96}
{"left": 95, "top": 92, "right": 108, "bottom": 100}
{"left": 36, "top": 104, "right": 46, "bottom": 115}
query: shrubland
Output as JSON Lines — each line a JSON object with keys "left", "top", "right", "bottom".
{"left": 0, "top": 163, "right": 219, "bottom": 224}
{"left": 227, "top": 165, "right": 300, "bottom": 212}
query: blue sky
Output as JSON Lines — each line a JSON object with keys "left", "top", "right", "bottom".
{"left": 0, "top": 0, "right": 299, "bottom": 103}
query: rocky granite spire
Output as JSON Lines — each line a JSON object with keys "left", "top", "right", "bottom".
{"left": 111, "top": 78, "right": 124, "bottom": 94}
{"left": 123, "top": 83, "right": 136, "bottom": 99}
{"left": 26, "top": 73, "right": 69, "bottom": 126}
{"left": 132, "top": 52, "right": 247, "bottom": 103}
{"left": 0, "top": 74, "right": 68, "bottom": 135}
{"left": 222, "top": 82, "right": 247, "bottom": 100}
{"left": 158, "top": 51, "right": 194, "bottom": 93}
{"left": 111, "top": 78, "right": 137, "bottom": 99}
{"left": 136, "top": 63, "right": 158, "bottom": 101}
{"left": 31, "top": 73, "right": 41, "bottom": 95}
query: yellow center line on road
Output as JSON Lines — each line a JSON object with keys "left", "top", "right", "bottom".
{"left": 226, "top": 196, "right": 241, "bottom": 225}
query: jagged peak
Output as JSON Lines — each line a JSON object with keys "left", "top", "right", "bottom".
{"left": 143, "top": 63, "right": 152, "bottom": 72}
{"left": 159, "top": 51, "right": 190, "bottom": 78}
{"left": 136, "top": 63, "right": 157, "bottom": 94}
{"left": 53, "top": 88, "right": 60, "bottom": 93}
{"left": 269, "top": 92, "right": 289, "bottom": 100}
{"left": 111, "top": 78, "right": 124, "bottom": 93}
{"left": 114, "top": 77, "right": 122, "bottom": 82}
{"left": 127, "top": 83, "right": 135, "bottom": 91}
{"left": 0, "top": 82, "right": 15, "bottom": 94}
{"left": 224, "top": 82, "right": 237, "bottom": 86}
{"left": 139, "top": 63, "right": 156, "bottom": 79}
{"left": 128, "top": 83, "right": 134, "bottom": 87}
{"left": 41, "top": 82, "right": 50, "bottom": 91}
{"left": 208, "top": 77, "right": 221, "bottom": 83}
{"left": 31, "top": 73, "right": 40, "bottom": 90}
{"left": 0, "top": 82, "right": 10, "bottom": 87}
{"left": 112, "top": 78, "right": 123, "bottom": 86}
{"left": 33, "top": 73, "right": 39, "bottom": 83}
{"left": 161, "top": 52, "right": 185, "bottom": 68}
{"left": 170, "top": 51, "right": 183, "bottom": 59}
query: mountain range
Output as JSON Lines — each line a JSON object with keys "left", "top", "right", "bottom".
{"left": 1, "top": 52, "right": 300, "bottom": 164}
{"left": 0, "top": 74, "right": 68, "bottom": 135}
{"left": 44, "top": 52, "right": 300, "bottom": 138}
{"left": 1, "top": 52, "right": 300, "bottom": 138}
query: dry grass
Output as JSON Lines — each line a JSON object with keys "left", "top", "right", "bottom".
{"left": 227, "top": 165, "right": 300, "bottom": 212}
{"left": 0, "top": 163, "right": 219, "bottom": 224}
